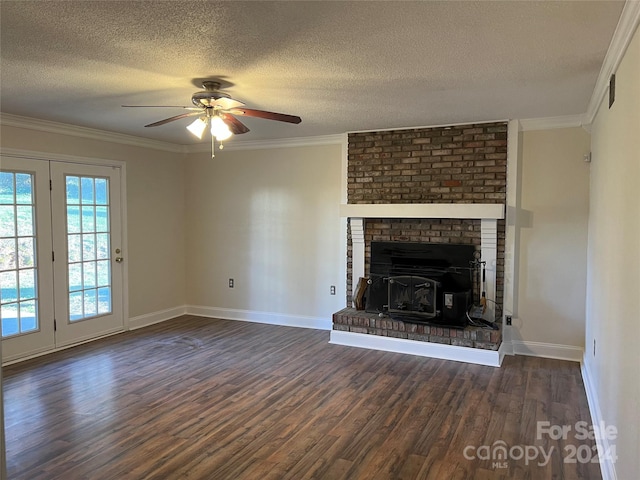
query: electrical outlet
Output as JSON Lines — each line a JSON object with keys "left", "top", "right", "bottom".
{"left": 330, "top": 285, "right": 336, "bottom": 295}
{"left": 505, "top": 315, "right": 512, "bottom": 326}
{"left": 229, "top": 278, "right": 234, "bottom": 288}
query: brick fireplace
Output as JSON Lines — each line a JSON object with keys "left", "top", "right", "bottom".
{"left": 331, "top": 121, "right": 508, "bottom": 366}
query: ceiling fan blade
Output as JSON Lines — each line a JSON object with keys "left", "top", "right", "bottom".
{"left": 228, "top": 108, "right": 302, "bottom": 124}
{"left": 123, "top": 105, "right": 200, "bottom": 109}
{"left": 220, "top": 113, "right": 250, "bottom": 135}
{"left": 144, "top": 111, "right": 202, "bottom": 127}
{"left": 195, "top": 97, "right": 245, "bottom": 110}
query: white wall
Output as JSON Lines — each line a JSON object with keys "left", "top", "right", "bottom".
{"left": 0, "top": 125, "right": 187, "bottom": 319}
{"left": 184, "top": 143, "right": 345, "bottom": 325}
{"left": 584, "top": 24, "right": 640, "bottom": 480}
{"left": 514, "top": 128, "right": 591, "bottom": 353}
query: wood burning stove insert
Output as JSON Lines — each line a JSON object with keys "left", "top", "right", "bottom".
{"left": 365, "top": 242, "right": 477, "bottom": 328}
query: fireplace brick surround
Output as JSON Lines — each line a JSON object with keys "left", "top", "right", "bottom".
{"left": 337, "top": 121, "right": 508, "bottom": 357}
{"left": 333, "top": 308, "right": 502, "bottom": 350}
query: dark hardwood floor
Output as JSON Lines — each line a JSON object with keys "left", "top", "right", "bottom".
{"left": 4, "top": 315, "right": 600, "bottom": 479}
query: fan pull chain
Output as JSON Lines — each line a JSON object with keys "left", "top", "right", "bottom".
{"left": 209, "top": 135, "right": 225, "bottom": 158}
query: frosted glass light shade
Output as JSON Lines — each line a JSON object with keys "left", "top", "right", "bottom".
{"left": 210, "top": 116, "right": 232, "bottom": 141}
{"left": 186, "top": 118, "right": 207, "bottom": 139}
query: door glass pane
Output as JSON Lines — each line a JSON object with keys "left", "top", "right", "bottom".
{"left": 0, "top": 206, "right": 15, "bottom": 237}
{"left": 20, "top": 300, "right": 37, "bottom": 332}
{"left": 68, "top": 263, "right": 82, "bottom": 292}
{"left": 69, "top": 291, "right": 83, "bottom": 321}
{"left": 81, "top": 177, "right": 94, "bottom": 204}
{"left": 0, "top": 172, "right": 15, "bottom": 202}
{"left": 95, "top": 179, "right": 108, "bottom": 205}
{"left": 19, "top": 269, "right": 36, "bottom": 301}
{"left": 98, "top": 287, "right": 111, "bottom": 314}
{"left": 82, "top": 234, "right": 96, "bottom": 261}
{"left": 18, "top": 237, "right": 35, "bottom": 268}
{"left": 16, "top": 206, "right": 34, "bottom": 236}
{"left": 67, "top": 206, "right": 80, "bottom": 233}
{"left": 66, "top": 176, "right": 80, "bottom": 203}
{"left": 81, "top": 206, "right": 95, "bottom": 232}
{"left": 65, "top": 175, "right": 111, "bottom": 322}
{"left": 0, "top": 271, "right": 17, "bottom": 303}
{"left": 96, "top": 206, "right": 109, "bottom": 232}
{"left": 0, "top": 171, "right": 39, "bottom": 338}
{"left": 0, "top": 238, "right": 16, "bottom": 270}
{"left": 96, "top": 233, "right": 109, "bottom": 260}
{"left": 15, "top": 174, "right": 33, "bottom": 204}
{"left": 96, "top": 260, "right": 110, "bottom": 286}
{"left": 68, "top": 234, "right": 82, "bottom": 263}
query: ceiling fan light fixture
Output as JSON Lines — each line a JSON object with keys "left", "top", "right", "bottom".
{"left": 186, "top": 117, "right": 207, "bottom": 139}
{"left": 128, "top": 80, "right": 300, "bottom": 157}
{"left": 210, "top": 116, "right": 232, "bottom": 141}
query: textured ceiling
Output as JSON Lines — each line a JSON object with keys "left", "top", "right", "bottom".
{"left": 0, "top": 1, "right": 626, "bottom": 145}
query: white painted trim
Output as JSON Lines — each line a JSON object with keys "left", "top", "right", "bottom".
{"left": 585, "top": 0, "right": 640, "bottom": 125}
{"left": 119, "top": 164, "right": 130, "bottom": 331}
{"left": 502, "top": 121, "right": 522, "bottom": 327}
{"left": 480, "top": 219, "right": 498, "bottom": 320}
{"left": 3, "top": 303, "right": 187, "bottom": 366}
{"left": 519, "top": 114, "right": 588, "bottom": 132}
{"left": 2, "top": 344, "right": 59, "bottom": 366}
{"left": 339, "top": 203, "right": 505, "bottom": 220}
{"left": 329, "top": 330, "right": 505, "bottom": 367}
{"left": 0, "top": 113, "right": 185, "bottom": 153}
{"left": 186, "top": 305, "right": 332, "bottom": 330}
{"left": 511, "top": 340, "right": 583, "bottom": 362}
{"left": 340, "top": 133, "right": 348, "bottom": 204}
{"left": 187, "top": 134, "right": 344, "bottom": 152}
{"left": 2, "top": 328, "right": 124, "bottom": 366}
{"left": 581, "top": 358, "right": 617, "bottom": 480}
{"left": 350, "top": 218, "right": 365, "bottom": 302}
{"left": 0, "top": 147, "right": 127, "bottom": 168}
{"left": 128, "top": 306, "right": 187, "bottom": 330}
{"left": 0, "top": 112, "right": 344, "bottom": 154}
{"left": 501, "top": 338, "right": 514, "bottom": 356}
{"left": 346, "top": 118, "right": 510, "bottom": 135}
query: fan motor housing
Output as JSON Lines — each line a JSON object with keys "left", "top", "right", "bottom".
{"left": 192, "top": 91, "right": 231, "bottom": 107}
{"left": 191, "top": 81, "right": 231, "bottom": 107}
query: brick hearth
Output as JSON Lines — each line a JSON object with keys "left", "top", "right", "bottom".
{"left": 333, "top": 308, "right": 502, "bottom": 351}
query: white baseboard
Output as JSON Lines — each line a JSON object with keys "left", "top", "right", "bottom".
{"left": 185, "top": 305, "right": 332, "bottom": 330}
{"left": 581, "top": 358, "right": 617, "bottom": 480}
{"left": 329, "top": 330, "right": 506, "bottom": 367}
{"left": 511, "top": 340, "right": 583, "bottom": 362}
{"left": 129, "top": 306, "right": 187, "bottom": 330}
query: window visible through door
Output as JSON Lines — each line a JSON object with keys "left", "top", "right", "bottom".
{"left": 65, "top": 175, "right": 112, "bottom": 321}
{"left": 0, "top": 171, "right": 39, "bottom": 337}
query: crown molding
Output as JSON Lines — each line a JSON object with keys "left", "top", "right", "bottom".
{"left": 585, "top": 0, "right": 640, "bottom": 125}
{"left": 0, "top": 147, "right": 125, "bottom": 167}
{"left": 346, "top": 119, "right": 510, "bottom": 135}
{"left": 519, "top": 114, "right": 588, "bottom": 132}
{"left": 184, "top": 134, "right": 345, "bottom": 153}
{"left": 0, "top": 113, "right": 186, "bottom": 153}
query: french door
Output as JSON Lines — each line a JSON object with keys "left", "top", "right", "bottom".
{"left": 1, "top": 157, "right": 125, "bottom": 362}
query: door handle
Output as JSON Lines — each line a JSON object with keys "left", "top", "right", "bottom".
{"left": 115, "top": 257, "right": 124, "bottom": 263}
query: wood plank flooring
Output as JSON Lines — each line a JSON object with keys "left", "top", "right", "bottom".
{"left": 3, "top": 315, "right": 601, "bottom": 479}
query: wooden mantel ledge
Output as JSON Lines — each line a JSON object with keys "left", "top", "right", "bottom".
{"left": 339, "top": 203, "right": 505, "bottom": 220}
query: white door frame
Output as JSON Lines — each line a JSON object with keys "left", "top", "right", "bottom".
{"left": 0, "top": 157, "right": 56, "bottom": 360}
{"left": 0, "top": 148, "right": 129, "bottom": 363}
